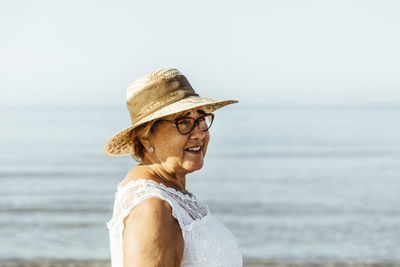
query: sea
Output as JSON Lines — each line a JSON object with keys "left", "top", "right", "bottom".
{"left": 0, "top": 102, "right": 399, "bottom": 266}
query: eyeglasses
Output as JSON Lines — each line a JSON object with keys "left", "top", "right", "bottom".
{"left": 158, "top": 113, "right": 215, "bottom": 135}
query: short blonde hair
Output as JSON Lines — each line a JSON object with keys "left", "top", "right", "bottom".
{"left": 130, "top": 107, "right": 206, "bottom": 161}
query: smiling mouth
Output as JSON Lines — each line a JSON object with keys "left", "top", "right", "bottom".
{"left": 184, "top": 146, "right": 201, "bottom": 153}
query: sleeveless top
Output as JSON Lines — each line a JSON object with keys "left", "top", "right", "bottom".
{"left": 106, "top": 179, "right": 243, "bottom": 267}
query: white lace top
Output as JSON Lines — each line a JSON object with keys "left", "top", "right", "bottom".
{"left": 106, "top": 179, "right": 243, "bottom": 267}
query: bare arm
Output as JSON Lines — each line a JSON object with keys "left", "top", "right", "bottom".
{"left": 123, "top": 198, "right": 184, "bottom": 267}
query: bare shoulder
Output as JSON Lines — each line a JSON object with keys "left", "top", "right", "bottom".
{"left": 123, "top": 198, "right": 184, "bottom": 266}
{"left": 127, "top": 197, "right": 175, "bottom": 226}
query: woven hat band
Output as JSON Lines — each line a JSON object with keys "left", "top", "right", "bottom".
{"left": 127, "top": 74, "right": 199, "bottom": 125}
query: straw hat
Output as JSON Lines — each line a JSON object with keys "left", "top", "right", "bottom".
{"left": 104, "top": 68, "right": 238, "bottom": 156}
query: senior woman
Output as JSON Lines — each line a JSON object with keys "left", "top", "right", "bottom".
{"left": 105, "top": 69, "right": 242, "bottom": 267}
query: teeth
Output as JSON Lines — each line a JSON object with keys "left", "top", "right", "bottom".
{"left": 187, "top": 146, "right": 201, "bottom": 151}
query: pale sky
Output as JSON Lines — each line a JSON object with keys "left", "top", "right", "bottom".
{"left": 1, "top": 0, "right": 400, "bottom": 105}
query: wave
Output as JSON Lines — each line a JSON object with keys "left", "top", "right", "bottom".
{"left": 1, "top": 258, "right": 399, "bottom": 267}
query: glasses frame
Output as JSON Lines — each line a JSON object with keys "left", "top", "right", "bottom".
{"left": 158, "top": 113, "right": 215, "bottom": 135}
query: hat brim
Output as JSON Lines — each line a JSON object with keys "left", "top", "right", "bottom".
{"left": 104, "top": 96, "right": 238, "bottom": 156}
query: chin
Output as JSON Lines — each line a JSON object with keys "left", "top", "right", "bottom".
{"left": 183, "top": 160, "right": 204, "bottom": 173}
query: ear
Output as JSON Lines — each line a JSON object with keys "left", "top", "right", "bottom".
{"left": 139, "top": 136, "right": 153, "bottom": 152}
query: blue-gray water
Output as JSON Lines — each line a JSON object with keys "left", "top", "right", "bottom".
{"left": 0, "top": 103, "right": 399, "bottom": 264}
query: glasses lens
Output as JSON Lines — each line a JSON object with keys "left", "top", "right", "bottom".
{"left": 175, "top": 114, "right": 214, "bottom": 134}
{"left": 176, "top": 118, "right": 194, "bottom": 134}
{"left": 198, "top": 114, "right": 213, "bottom": 131}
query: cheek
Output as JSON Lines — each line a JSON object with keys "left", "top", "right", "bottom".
{"left": 203, "top": 133, "right": 210, "bottom": 155}
{"left": 157, "top": 133, "right": 187, "bottom": 159}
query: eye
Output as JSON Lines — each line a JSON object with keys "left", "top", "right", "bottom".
{"left": 177, "top": 119, "right": 191, "bottom": 126}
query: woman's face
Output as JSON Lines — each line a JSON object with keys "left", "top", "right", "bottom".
{"left": 149, "top": 108, "right": 210, "bottom": 177}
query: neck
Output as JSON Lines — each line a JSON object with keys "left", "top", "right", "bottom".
{"left": 140, "top": 160, "right": 186, "bottom": 191}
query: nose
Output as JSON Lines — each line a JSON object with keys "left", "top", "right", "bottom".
{"left": 189, "top": 122, "right": 206, "bottom": 139}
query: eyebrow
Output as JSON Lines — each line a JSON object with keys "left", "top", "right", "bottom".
{"left": 183, "top": 109, "right": 205, "bottom": 116}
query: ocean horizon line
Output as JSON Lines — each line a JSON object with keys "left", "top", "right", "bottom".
{"left": 1, "top": 101, "right": 400, "bottom": 110}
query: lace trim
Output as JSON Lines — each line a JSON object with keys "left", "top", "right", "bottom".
{"left": 117, "top": 179, "right": 208, "bottom": 221}
{"left": 106, "top": 179, "right": 209, "bottom": 241}
{"left": 117, "top": 179, "right": 195, "bottom": 201}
